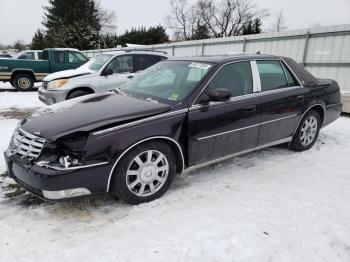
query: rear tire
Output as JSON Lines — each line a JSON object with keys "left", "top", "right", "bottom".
{"left": 13, "top": 74, "right": 34, "bottom": 91}
{"left": 110, "top": 141, "right": 176, "bottom": 205}
{"left": 289, "top": 110, "right": 321, "bottom": 152}
{"left": 67, "top": 90, "right": 91, "bottom": 100}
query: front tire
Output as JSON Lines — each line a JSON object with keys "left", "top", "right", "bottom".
{"left": 111, "top": 141, "right": 176, "bottom": 205}
{"left": 289, "top": 110, "right": 321, "bottom": 151}
{"left": 13, "top": 74, "right": 34, "bottom": 91}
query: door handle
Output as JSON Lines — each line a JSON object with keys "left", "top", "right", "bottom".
{"left": 297, "top": 95, "right": 304, "bottom": 102}
{"left": 127, "top": 75, "right": 134, "bottom": 79}
{"left": 245, "top": 105, "right": 256, "bottom": 113}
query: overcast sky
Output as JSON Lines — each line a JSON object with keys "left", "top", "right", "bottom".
{"left": 0, "top": 0, "right": 349, "bottom": 45}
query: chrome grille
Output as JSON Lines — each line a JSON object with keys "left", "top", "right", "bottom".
{"left": 42, "top": 81, "right": 48, "bottom": 89}
{"left": 8, "top": 128, "right": 46, "bottom": 160}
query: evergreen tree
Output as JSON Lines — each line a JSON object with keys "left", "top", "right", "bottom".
{"left": 192, "top": 24, "right": 210, "bottom": 40}
{"left": 242, "top": 21, "right": 253, "bottom": 35}
{"left": 118, "top": 26, "right": 169, "bottom": 46}
{"left": 31, "top": 29, "right": 46, "bottom": 49}
{"left": 99, "top": 33, "right": 119, "bottom": 49}
{"left": 146, "top": 25, "right": 169, "bottom": 44}
{"left": 253, "top": 18, "right": 262, "bottom": 34}
{"left": 242, "top": 18, "right": 262, "bottom": 35}
{"left": 43, "top": 0, "right": 101, "bottom": 49}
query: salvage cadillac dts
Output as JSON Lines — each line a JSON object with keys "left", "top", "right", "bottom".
{"left": 4, "top": 54, "right": 342, "bottom": 204}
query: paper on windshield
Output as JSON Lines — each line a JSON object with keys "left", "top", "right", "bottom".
{"left": 188, "top": 62, "right": 212, "bottom": 70}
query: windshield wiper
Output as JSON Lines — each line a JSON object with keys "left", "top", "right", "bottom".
{"left": 139, "top": 97, "right": 159, "bottom": 103}
{"left": 111, "top": 87, "right": 127, "bottom": 96}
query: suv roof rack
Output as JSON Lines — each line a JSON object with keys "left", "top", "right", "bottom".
{"left": 124, "top": 49, "right": 168, "bottom": 55}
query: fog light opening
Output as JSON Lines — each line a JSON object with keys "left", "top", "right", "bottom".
{"left": 43, "top": 188, "right": 91, "bottom": 200}
{"left": 59, "top": 155, "right": 82, "bottom": 168}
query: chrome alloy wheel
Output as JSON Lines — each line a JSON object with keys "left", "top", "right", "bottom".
{"left": 18, "top": 77, "right": 31, "bottom": 89}
{"left": 126, "top": 150, "right": 169, "bottom": 197}
{"left": 300, "top": 115, "right": 318, "bottom": 146}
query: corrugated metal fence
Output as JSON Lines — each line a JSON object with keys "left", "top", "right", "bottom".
{"left": 82, "top": 24, "right": 350, "bottom": 92}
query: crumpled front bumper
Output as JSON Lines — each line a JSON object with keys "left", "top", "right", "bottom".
{"left": 4, "top": 151, "right": 111, "bottom": 201}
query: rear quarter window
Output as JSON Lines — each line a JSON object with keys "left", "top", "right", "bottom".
{"left": 135, "top": 55, "right": 163, "bottom": 71}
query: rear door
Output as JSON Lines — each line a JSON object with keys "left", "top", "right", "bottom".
{"left": 188, "top": 61, "right": 261, "bottom": 166}
{"left": 99, "top": 55, "right": 135, "bottom": 91}
{"left": 256, "top": 60, "right": 307, "bottom": 145}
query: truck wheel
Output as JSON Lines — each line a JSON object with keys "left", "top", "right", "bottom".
{"left": 67, "top": 90, "right": 91, "bottom": 100}
{"left": 110, "top": 141, "right": 176, "bottom": 205}
{"left": 13, "top": 74, "right": 34, "bottom": 91}
{"left": 289, "top": 110, "right": 321, "bottom": 152}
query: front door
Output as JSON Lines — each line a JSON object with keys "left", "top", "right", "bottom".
{"left": 99, "top": 55, "right": 135, "bottom": 92}
{"left": 256, "top": 60, "right": 308, "bottom": 145}
{"left": 188, "top": 61, "right": 261, "bottom": 166}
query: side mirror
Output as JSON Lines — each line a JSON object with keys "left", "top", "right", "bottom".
{"left": 208, "top": 88, "right": 231, "bottom": 102}
{"left": 102, "top": 68, "right": 113, "bottom": 76}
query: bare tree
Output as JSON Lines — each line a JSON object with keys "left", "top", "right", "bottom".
{"left": 166, "top": 0, "right": 268, "bottom": 40}
{"left": 166, "top": 0, "right": 202, "bottom": 40}
{"left": 13, "top": 40, "right": 27, "bottom": 51}
{"left": 198, "top": 0, "right": 268, "bottom": 37}
{"left": 95, "top": 0, "right": 117, "bottom": 34}
{"left": 271, "top": 9, "right": 287, "bottom": 32}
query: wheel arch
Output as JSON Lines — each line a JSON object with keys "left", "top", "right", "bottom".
{"left": 304, "top": 104, "right": 326, "bottom": 127}
{"left": 292, "top": 103, "right": 326, "bottom": 138}
{"left": 66, "top": 86, "right": 95, "bottom": 99}
{"left": 106, "top": 136, "right": 185, "bottom": 192}
{"left": 11, "top": 69, "right": 36, "bottom": 82}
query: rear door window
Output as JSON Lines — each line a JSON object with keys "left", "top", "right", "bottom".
{"left": 257, "top": 61, "right": 288, "bottom": 91}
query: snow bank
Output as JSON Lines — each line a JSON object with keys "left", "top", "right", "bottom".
{"left": 0, "top": 91, "right": 43, "bottom": 110}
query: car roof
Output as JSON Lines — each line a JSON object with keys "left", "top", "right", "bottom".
{"left": 168, "top": 53, "right": 279, "bottom": 64}
{"left": 18, "top": 50, "right": 42, "bottom": 53}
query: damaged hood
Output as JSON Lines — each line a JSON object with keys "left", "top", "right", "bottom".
{"left": 21, "top": 93, "right": 171, "bottom": 141}
{"left": 44, "top": 66, "right": 93, "bottom": 82}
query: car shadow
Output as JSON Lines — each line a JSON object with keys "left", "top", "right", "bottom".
{"left": 0, "top": 143, "right": 294, "bottom": 211}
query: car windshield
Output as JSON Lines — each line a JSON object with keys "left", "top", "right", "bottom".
{"left": 86, "top": 54, "right": 113, "bottom": 71}
{"left": 120, "top": 60, "right": 214, "bottom": 104}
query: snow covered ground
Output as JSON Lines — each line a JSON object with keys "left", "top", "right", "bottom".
{"left": 0, "top": 91, "right": 350, "bottom": 262}
{"left": 0, "top": 82, "right": 41, "bottom": 89}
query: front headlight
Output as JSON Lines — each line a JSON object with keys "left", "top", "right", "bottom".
{"left": 48, "top": 79, "right": 69, "bottom": 89}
